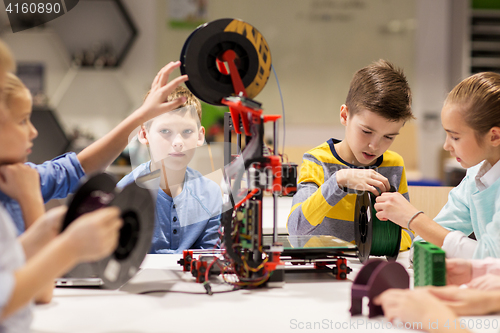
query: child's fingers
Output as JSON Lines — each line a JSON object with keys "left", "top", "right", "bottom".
{"left": 375, "top": 291, "right": 406, "bottom": 320}
{"left": 375, "top": 192, "right": 390, "bottom": 201}
{"left": 152, "top": 61, "right": 175, "bottom": 87}
{"left": 375, "top": 211, "right": 388, "bottom": 221}
{"left": 0, "top": 165, "right": 14, "bottom": 181}
{"left": 157, "top": 61, "right": 182, "bottom": 88}
{"left": 96, "top": 206, "right": 120, "bottom": 219}
{"left": 94, "top": 209, "right": 122, "bottom": 254}
{"left": 374, "top": 209, "right": 396, "bottom": 224}
{"left": 151, "top": 66, "right": 163, "bottom": 89}
{"left": 152, "top": 75, "right": 189, "bottom": 105}
{"left": 106, "top": 222, "right": 121, "bottom": 250}
{"left": 374, "top": 291, "right": 409, "bottom": 324}
{"left": 373, "top": 292, "right": 391, "bottom": 306}
{"left": 371, "top": 173, "right": 390, "bottom": 192}
{"left": 161, "top": 74, "right": 189, "bottom": 95}
{"left": 81, "top": 207, "right": 121, "bottom": 231}
{"left": 107, "top": 215, "right": 123, "bottom": 252}
{"left": 366, "top": 178, "right": 388, "bottom": 194}
{"left": 101, "top": 216, "right": 123, "bottom": 237}
{"left": 373, "top": 200, "right": 392, "bottom": 215}
{"left": 381, "top": 178, "right": 391, "bottom": 192}
{"left": 367, "top": 185, "right": 382, "bottom": 196}
{"left": 375, "top": 289, "right": 404, "bottom": 303}
{"left": 446, "top": 260, "right": 457, "bottom": 270}
{"left": 383, "top": 307, "right": 401, "bottom": 324}
{"left": 46, "top": 205, "right": 68, "bottom": 218}
{"left": 150, "top": 61, "right": 181, "bottom": 93}
{"left": 373, "top": 200, "right": 385, "bottom": 212}
{"left": 99, "top": 207, "right": 122, "bottom": 227}
{"left": 441, "top": 302, "right": 468, "bottom": 315}
{"left": 467, "top": 275, "right": 494, "bottom": 290}
{"left": 375, "top": 192, "right": 400, "bottom": 205}
{"left": 151, "top": 63, "right": 170, "bottom": 90}
{"left": 426, "top": 286, "right": 460, "bottom": 301}
{"left": 44, "top": 206, "right": 68, "bottom": 232}
{"left": 110, "top": 215, "right": 124, "bottom": 234}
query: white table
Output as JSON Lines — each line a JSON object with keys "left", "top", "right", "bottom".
{"left": 31, "top": 252, "right": 500, "bottom": 333}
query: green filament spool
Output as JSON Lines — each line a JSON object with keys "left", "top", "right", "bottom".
{"left": 354, "top": 187, "right": 401, "bottom": 263}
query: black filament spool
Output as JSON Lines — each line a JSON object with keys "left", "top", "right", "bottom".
{"left": 95, "top": 181, "right": 155, "bottom": 289}
{"left": 62, "top": 173, "right": 117, "bottom": 231}
{"left": 354, "top": 191, "right": 373, "bottom": 263}
{"left": 61, "top": 173, "right": 155, "bottom": 289}
{"left": 180, "top": 18, "right": 272, "bottom": 105}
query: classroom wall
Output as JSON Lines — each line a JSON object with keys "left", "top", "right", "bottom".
{"left": 157, "top": 0, "right": 416, "bottom": 148}
{"left": 413, "top": 0, "right": 469, "bottom": 180}
{"left": 0, "top": 0, "right": 470, "bottom": 180}
{"left": 0, "top": 0, "right": 158, "bottom": 138}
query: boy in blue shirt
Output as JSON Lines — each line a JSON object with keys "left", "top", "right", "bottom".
{"left": 117, "top": 86, "right": 222, "bottom": 254}
{"left": 0, "top": 61, "right": 188, "bottom": 234}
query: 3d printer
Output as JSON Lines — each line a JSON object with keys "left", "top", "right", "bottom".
{"left": 176, "top": 18, "right": 364, "bottom": 290}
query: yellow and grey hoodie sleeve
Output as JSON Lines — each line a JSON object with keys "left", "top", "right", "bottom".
{"left": 287, "top": 142, "right": 414, "bottom": 252}
{"left": 287, "top": 149, "right": 350, "bottom": 236}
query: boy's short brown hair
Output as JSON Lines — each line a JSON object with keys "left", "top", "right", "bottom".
{"left": 144, "top": 85, "right": 202, "bottom": 130}
{"left": 167, "top": 86, "right": 202, "bottom": 121}
{"left": 345, "top": 59, "right": 413, "bottom": 122}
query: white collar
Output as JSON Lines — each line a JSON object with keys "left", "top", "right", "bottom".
{"left": 475, "top": 160, "right": 500, "bottom": 191}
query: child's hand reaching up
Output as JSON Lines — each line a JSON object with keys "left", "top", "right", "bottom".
{"left": 136, "top": 61, "right": 189, "bottom": 123}
{"left": 76, "top": 61, "right": 189, "bottom": 175}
